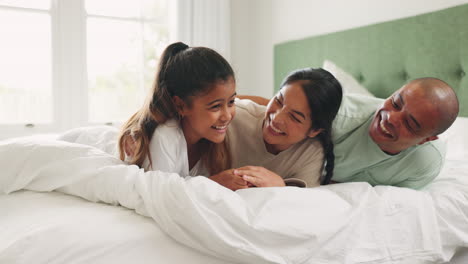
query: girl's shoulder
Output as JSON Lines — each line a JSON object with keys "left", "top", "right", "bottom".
{"left": 156, "top": 119, "right": 181, "bottom": 130}
{"left": 152, "top": 119, "right": 184, "bottom": 140}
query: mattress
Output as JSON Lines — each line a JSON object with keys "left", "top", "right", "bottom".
{"left": 0, "top": 190, "right": 233, "bottom": 264}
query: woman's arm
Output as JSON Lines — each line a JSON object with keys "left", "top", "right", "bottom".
{"left": 237, "top": 95, "right": 270, "bottom": 106}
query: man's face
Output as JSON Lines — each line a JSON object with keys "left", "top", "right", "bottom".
{"left": 368, "top": 82, "right": 440, "bottom": 154}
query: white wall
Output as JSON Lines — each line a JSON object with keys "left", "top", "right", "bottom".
{"left": 230, "top": 0, "right": 272, "bottom": 98}
{"left": 231, "top": 0, "right": 468, "bottom": 97}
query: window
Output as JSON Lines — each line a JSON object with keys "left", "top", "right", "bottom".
{"left": 85, "top": 0, "right": 170, "bottom": 123}
{"left": 0, "top": 0, "right": 172, "bottom": 138}
{"left": 0, "top": 1, "right": 52, "bottom": 125}
{"left": 0, "top": 0, "right": 231, "bottom": 139}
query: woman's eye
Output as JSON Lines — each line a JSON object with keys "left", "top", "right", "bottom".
{"left": 391, "top": 99, "right": 399, "bottom": 109}
{"left": 290, "top": 114, "right": 301, "bottom": 123}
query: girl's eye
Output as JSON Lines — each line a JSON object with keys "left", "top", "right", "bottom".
{"left": 210, "top": 104, "right": 221, "bottom": 110}
{"left": 228, "top": 99, "right": 235, "bottom": 105}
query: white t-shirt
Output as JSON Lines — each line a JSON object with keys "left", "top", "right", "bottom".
{"left": 142, "top": 119, "right": 208, "bottom": 177}
{"left": 227, "top": 99, "right": 325, "bottom": 187}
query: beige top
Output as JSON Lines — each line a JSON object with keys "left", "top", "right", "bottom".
{"left": 227, "top": 99, "right": 324, "bottom": 187}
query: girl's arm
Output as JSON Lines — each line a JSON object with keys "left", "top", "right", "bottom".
{"left": 233, "top": 166, "right": 286, "bottom": 187}
{"left": 233, "top": 164, "right": 322, "bottom": 188}
{"left": 209, "top": 169, "right": 250, "bottom": 191}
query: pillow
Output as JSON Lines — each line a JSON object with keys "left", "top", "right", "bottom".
{"left": 322, "top": 60, "right": 374, "bottom": 97}
{"left": 438, "top": 117, "right": 468, "bottom": 161}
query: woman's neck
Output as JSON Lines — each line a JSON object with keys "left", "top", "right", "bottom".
{"left": 264, "top": 140, "right": 283, "bottom": 155}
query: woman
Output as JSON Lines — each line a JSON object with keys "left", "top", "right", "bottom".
{"left": 226, "top": 68, "right": 343, "bottom": 188}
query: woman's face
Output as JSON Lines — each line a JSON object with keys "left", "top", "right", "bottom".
{"left": 179, "top": 77, "right": 236, "bottom": 145}
{"left": 262, "top": 81, "right": 319, "bottom": 154}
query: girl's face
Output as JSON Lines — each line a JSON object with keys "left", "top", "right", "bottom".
{"left": 178, "top": 77, "right": 236, "bottom": 145}
{"left": 263, "top": 82, "right": 320, "bottom": 154}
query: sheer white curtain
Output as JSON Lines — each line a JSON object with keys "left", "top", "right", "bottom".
{"left": 174, "top": 0, "right": 231, "bottom": 60}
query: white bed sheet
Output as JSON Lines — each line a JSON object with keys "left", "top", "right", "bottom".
{"left": 0, "top": 190, "right": 233, "bottom": 264}
{"left": 450, "top": 248, "right": 468, "bottom": 264}
{"left": 1, "top": 128, "right": 467, "bottom": 264}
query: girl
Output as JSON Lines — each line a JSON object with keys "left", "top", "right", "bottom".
{"left": 227, "top": 68, "right": 343, "bottom": 188}
{"left": 119, "top": 42, "right": 243, "bottom": 189}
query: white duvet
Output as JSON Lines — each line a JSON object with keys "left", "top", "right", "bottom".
{"left": 0, "top": 129, "right": 467, "bottom": 264}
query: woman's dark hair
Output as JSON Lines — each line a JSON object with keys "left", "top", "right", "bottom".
{"left": 118, "top": 42, "right": 235, "bottom": 175}
{"left": 280, "top": 68, "right": 342, "bottom": 185}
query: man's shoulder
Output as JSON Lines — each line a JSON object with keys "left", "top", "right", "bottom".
{"left": 373, "top": 139, "right": 445, "bottom": 171}
{"left": 337, "top": 94, "right": 383, "bottom": 119}
{"left": 406, "top": 138, "right": 445, "bottom": 162}
{"left": 346, "top": 140, "right": 444, "bottom": 188}
{"left": 387, "top": 140, "right": 445, "bottom": 188}
{"left": 384, "top": 139, "right": 444, "bottom": 178}
{"left": 332, "top": 95, "right": 383, "bottom": 142}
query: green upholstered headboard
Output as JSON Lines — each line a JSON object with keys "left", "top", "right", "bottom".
{"left": 274, "top": 4, "right": 468, "bottom": 117}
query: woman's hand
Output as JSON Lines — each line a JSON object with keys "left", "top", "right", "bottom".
{"left": 209, "top": 169, "right": 249, "bottom": 191}
{"left": 233, "top": 166, "right": 285, "bottom": 187}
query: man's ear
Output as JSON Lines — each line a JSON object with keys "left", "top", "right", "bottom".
{"left": 418, "top": 135, "right": 438, "bottom": 145}
{"left": 172, "top": 96, "right": 186, "bottom": 115}
{"left": 307, "top": 128, "right": 323, "bottom": 138}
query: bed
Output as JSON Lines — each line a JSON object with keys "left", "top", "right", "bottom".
{"left": 1, "top": 5, "right": 468, "bottom": 264}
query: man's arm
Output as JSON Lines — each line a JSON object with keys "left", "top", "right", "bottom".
{"left": 237, "top": 95, "right": 270, "bottom": 106}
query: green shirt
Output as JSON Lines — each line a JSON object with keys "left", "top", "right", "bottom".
{"left": 331, "top": 94, "right": 446, "bottom": 189}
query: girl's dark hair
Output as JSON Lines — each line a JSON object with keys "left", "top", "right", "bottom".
{"left": 280, "top": 68, "right": 342, "bottom": 185}
{"left": 118, "top": 42, "right": 235, "bottom": 175}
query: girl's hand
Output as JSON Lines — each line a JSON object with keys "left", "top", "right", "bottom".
{"left": 209, "top": 169, "right": 249, "bottom": 191}
{"left": 233, "top": 166, "right": 285, "bottom": 187}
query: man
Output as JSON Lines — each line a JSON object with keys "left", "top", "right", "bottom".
{"left": 331, "top": 77, "right": 458, "bottom": 189}
{"left": 241, "top": 77, "right": 459, "bottom": 189}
